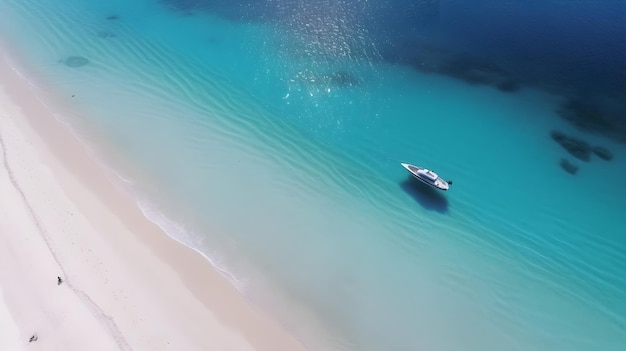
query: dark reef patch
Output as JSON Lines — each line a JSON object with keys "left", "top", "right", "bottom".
{"left": 560, "top": 158, "right": 578, "bottom": 175}
{"left": 158, "top": 0, "right": 274, "bottom": 22}
{"left": 556, "top": 98, "right": 626, "bottom": 143}
{"left": 550, "top": 130, "right": 591, "bottom": 162}
{"left": 106, "top": 15, "right": 119, "bottom": 20}
{"left": 63, "top": 56, "right": 89, "bottom": 68}
{"left": 398, "top": 45, "right": 522, "bottom": 93}
{"left": 496, "top": 79, "right": 520, "bottom": 93}
{"left": 438, "top": 56, "right": 506, "bottom": 86}
{"left": 592, "top": 146, "right": 613, "bottom": 161}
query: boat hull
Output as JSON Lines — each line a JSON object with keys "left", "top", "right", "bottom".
{"left": 401, "top": 163, "right": 450, "bottom": 191}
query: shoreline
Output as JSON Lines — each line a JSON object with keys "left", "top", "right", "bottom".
{"left": 0, "top": 43, "right": 308, "bottom": 350}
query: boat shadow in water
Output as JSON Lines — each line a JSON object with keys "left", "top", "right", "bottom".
{"left": 400, "top": 177, "right": 449, "bottom": 213}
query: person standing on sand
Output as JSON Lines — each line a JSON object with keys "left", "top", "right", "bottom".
{"left": 57, "top": 276, "right": 63, "bottom": 285}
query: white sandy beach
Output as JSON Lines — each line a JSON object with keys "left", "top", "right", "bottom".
{"left": 0, "top": 48, "right": 308, "bottom": 351}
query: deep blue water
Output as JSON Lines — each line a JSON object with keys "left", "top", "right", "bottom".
{"left": 164, "top": 0, "right": 626, "bottom": 95}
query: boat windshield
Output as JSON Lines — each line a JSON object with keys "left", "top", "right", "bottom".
{"left": 419, "top": 169, "right": 438, "bottom": 181}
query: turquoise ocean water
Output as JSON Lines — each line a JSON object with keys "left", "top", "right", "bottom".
{"left": 1, "top": 0, "right": 625, "bottom": 350}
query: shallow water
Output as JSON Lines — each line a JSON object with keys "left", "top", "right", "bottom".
{"left": 1, "top": 0, "right": 625, "bottom": 350}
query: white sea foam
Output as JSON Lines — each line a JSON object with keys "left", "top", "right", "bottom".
{"left": 135, "top": 198, "right": 248, "bottom": 292}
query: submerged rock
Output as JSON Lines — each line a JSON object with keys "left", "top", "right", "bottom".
{"left": 496, "top": 79, "right": 520, "bottom": 93}
{"left": 439, "top": 60, "right": 497, "bottom": 86}
{"left": 436, "top": 53, "right": 507, "bottom": 84}
{"left": 592, "top": 146, "right": 613, "bottom": 161}
{"left": 64, "top": 56, "right": 89, "bottom": 68}
{"left": 550, "top": 130, "right": 591, "bottom": 161}
{"left": 560, "top": 158, "right": 578, "bottom": 175}
{"left": 106, "top": 15, "right": 119, "bottom": 20}
{"left": 556, "top": 98, "right": 626, "bottom": 143}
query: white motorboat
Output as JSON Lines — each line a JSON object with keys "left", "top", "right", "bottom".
{"left": 401, "top": 163, "right": 452, "bottom": 191}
